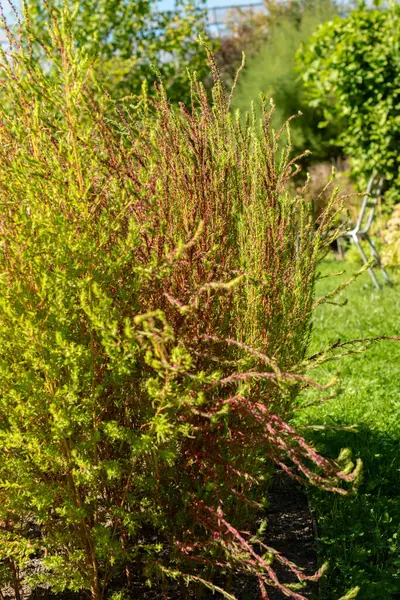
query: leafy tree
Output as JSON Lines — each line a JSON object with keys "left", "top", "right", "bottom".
{"left": 298, "top": 0, "right": 400, "bottom": 201}
{"left": 24, "top": 0, "right": 209, "bottom": 103}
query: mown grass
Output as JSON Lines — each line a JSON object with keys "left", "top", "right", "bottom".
{"left": 298, "top": 258, "right": 400, "bottom": 600}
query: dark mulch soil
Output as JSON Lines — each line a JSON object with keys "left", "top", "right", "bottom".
{"left": 3, "top": 475, "right": 317, "bottom": 600}
{"left": 201, "top": 474, "right": 318, "bottom": 600}
{"left": 262, "top": 476, "right": 318, "bottom": 600}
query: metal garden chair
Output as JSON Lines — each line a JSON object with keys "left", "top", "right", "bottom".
{"left": 344, "top": 174, "right": 392, "bottom": 289}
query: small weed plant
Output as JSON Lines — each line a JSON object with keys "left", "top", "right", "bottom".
{"left": 0, "top": 4, "right": 360, "bottom": 600}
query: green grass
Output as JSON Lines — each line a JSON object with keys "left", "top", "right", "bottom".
{"left": 298, "top": 258, "right": 400, "bottom": 600}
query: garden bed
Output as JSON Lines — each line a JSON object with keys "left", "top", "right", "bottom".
{"left": 3, "top": 476, "right": 317, "bottom": 600}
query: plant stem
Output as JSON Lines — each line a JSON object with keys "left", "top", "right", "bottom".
{"left": 8, "top": 559, "right": 21, "bottom": 600}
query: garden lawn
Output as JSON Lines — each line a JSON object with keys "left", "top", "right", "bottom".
{"left": 297, "top": 258, "right": 400, "bottom": 600}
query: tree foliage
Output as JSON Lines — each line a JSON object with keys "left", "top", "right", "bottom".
{"left": 24, "top": 0, "right": 209, "bottom": 103}
{"left": 298, "top": 1, "right": 400, "bottom": 201}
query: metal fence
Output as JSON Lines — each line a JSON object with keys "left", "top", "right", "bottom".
{"left": 207, "top": 3, "right": 264, "bottom": 26}
{"left": 0, "top": 0, "right": 395, "bottom": 47}
{"left": 203, "top": 0, "right": 393, "bottom": 35}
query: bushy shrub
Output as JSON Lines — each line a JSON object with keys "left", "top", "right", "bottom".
{"left": 0, "top": 6, "right": 360, "bottom": 600}
{"left": 298, "top": 1, "right": 400, "bottom": 203}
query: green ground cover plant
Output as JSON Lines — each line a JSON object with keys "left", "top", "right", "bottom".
{"left": 0, "top": 4, "right": 361, "bottom": 600}
{"left": 298, "top": 260, "right": 400, "bottom": 599}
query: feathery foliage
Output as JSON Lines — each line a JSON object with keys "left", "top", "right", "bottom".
{"left": 0, "top": 5, "right": 359, "bottom": 599}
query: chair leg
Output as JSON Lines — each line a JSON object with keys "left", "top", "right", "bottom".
{"left": 364, "top": 234, "right": 392, "bottom": 286}
{"left": 352, "top": 235, "right": 380, "bottom": 289}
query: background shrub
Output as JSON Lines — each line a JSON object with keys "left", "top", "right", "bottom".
{"left": 215, "top": 0, "right": 301, "bottom": 85}
{"left": 0, "top": 6, "right": 359, "bottom": 600}
{"left": 230, "top": 0, "right": 342, "bottom": 166}
{"left": 382, "top": 204, "right": 400, "bottom": 266}
{"left": 298, "top": 1, "right": 400, "bottom": 202}
{"left": 302, "top": 160, "right": 358, "bottom": 221}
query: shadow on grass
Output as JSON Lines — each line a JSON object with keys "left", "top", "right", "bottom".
{"left": 308, "top": 424, "right": 400, "bottom": 600}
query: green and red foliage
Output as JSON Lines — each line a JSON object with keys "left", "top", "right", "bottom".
{"left": 0, "top": 4, "right": 360, "bottom": 599}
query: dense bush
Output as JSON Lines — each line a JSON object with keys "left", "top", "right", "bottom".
{"left": 0, "top": 6, "right": 360, "bottom": 600}
{"left": 298, "top": 1, "right": 400, "bottom": 202}
{"left": 230, "top": 0, "right": 342, "bottom": 165}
